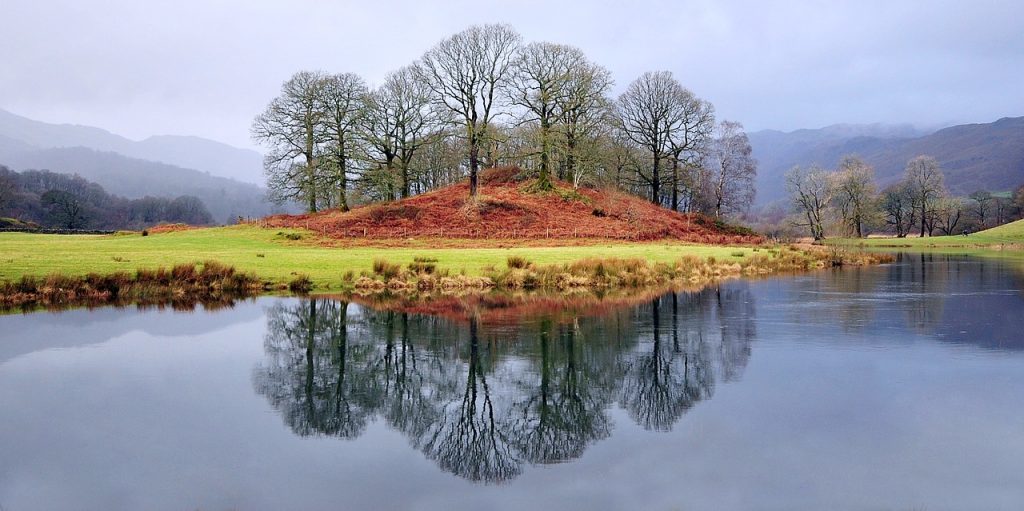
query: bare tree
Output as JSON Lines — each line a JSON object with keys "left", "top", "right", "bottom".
{"left": 596, "top": 129, "right": 646, "bottom": 191}
{"left": 934, "top": 197, "right": 965, "bottom": 235}
{"left": 41, "top": 189, "right": 87, "bottom": 229}
{"left": 0, "top": 166, "right": 16, "bottom": 213}
{"left": 993, "top": 196, "right": 1012, "bottom": 226}
{"left": 319, "top": 73, "right": 367, "bottom": 211}
{"left": 617, "top": 71, "right": 713, "bottom": 208}
{"left": 831, "top": 155, "right": 877, "bottom": 238}
{"left": 881, "top": 182, "right": 916, "bottom": 238}
{"left": 419, "top": 24, "right": 521, "bottom": 198}
{"left": 558, "top": 57, "right": 613, "bottom": 185}
{"left": 363, "top": 66, "right": 440, "bottom": 199}
{"left": 509, "top": 42, "right": 576, "bottom": 188}
{"left": 785, "top": 165, "right": 832, "bottom": 240}
{"left": 706, "top": 120, "right": 756, "bottom": 219}
{"left": 410, "top": 129, "right": 464, "bottom": 191}
{"left": 904, "top": 155, "right": 946, "bottom": 237}
{"left": 167, "top": 195, "right": 214, "bottom": 225}
{"left": 252, "top": 71, "right": 328, "bottom": 213}
{"left": 665, "top": 92, "right": 714, "bottom": 212}
{"left": 1015, "top": 184, "right": 1024, "bottom": 218}
{"left": 968, "top": 189, "right": 993, "bottom": 228}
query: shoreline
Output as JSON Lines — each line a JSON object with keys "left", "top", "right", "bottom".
{"left": 0, "top": 244, "right": 893, "bottom": 313}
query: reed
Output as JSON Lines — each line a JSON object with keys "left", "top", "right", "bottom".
{"left": 0, "top": 261, "right": 263, "bottom": 310}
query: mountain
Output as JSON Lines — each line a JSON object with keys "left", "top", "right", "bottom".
{"left": 0, "top": 108, "right": 263, "bottom": 184}
{"left": 0, "top": 146, "right": 279, "bottom": 223}
{"left": 750, "top": 117, "right": 1024, "bottom": 205}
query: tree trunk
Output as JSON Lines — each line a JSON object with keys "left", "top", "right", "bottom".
{"left": 565, "top": 133, "right": 577, "bottom": 182}
{"left": 306, "top": 153, "right": 317, "bottom": 213}
{"left": 538, "top": 116, "right": 552, "bottom": 189}
{"left": 920, "top": 201, "right": 927, "bottom": 237}
{"left": 670, "top": 158, "right": 679, "bottom": 212}
{"left": 651, "top": 155, "right": 661, "bottom": 205}
{"left": 469, "top": 137, "right": 480, "bottom": 198}
{"left": 338, "top": 144, "right": 349, "bottom": 212}
{"left": 401, "top": 164, "right": 410, "bottom": 199}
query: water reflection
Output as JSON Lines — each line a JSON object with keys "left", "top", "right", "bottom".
{"left": 253, "top": 286, "right": 755, "bottom": 482}
{"left": 251, "top": 254, "right": 1024, "bottom": 484}
{"left": 796, "top": 253, "right": 1024, "bottom": 350}
{"left": 6, "top": 255, "right": 1024, "bottom": 510}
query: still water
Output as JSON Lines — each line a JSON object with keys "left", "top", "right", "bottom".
{"left": 1, "top": 254, "right": 1023, "bottom": 510}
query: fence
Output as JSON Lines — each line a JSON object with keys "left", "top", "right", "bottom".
{"left": 237, "top": 218, "right": 721, "bottom": 242}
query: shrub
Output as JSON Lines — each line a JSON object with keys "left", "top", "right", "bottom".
{"left": 372, "top": 258, "right": 402, "bottom": 279}
{"left": 200, "top": 260, "right": 235, "bottom": 280}
{"left": 171, "top": 263, "right": 197, "bottom": 282}
{"left": 507, "top": 255, "right": 531, "bottom": 269}
{"left": 288, "top": 274, "right": 313, "bottom": 293}
{"left": 408, "top": 257, "right": 437, "bottom": 274}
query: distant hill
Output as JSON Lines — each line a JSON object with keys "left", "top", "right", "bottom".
{"left": 0, "top": 108, "right": 263, "bottom": 184}
{"left": 0, "top": 147, "right": 279, "bottom": 223}
{"left": 750, "top": 117, "right": 1024, "bottom": 205}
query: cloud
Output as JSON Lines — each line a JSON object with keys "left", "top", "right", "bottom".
{"left": 2, "top": 0, "right": 1021, "bottom": 148}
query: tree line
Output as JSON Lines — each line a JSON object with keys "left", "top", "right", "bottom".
{"left": 252, "top": 24, "right": 756, "bottom": 218}
{"left": 785, "top": 155, "right": 1024, "bottom": 240}
{"left": 0, "top": 165, "right": 213, "bottom": 230}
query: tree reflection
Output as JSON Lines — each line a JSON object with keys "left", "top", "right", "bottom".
{"left": 254, "top": 287, "right": 756, "bottom": 482}
{"left": 619, "top": 295, "right": 714, "bottom": 431}
{"left": 415, "top": 316, "right": 520, "bottom": 482}
{"left": 505, "top": 319, "right": 613, "bottom": 465}
{"left": 254, "top": 299, "right": 376, "bottom": 438}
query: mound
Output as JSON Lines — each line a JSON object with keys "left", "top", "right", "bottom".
{"left": 265, "top": 167, "right": 762, "bottom": 244}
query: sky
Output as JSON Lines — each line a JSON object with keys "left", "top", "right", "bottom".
{"left": 2, "top": 0, "right": 1023, "bottom": 150}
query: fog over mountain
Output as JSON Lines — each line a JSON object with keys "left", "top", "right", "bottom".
{"left": 750, "top": 117, "right": 1024, "bottom": 205}
{"left": 0, "top": 108, "right": 263, "bottom": 184}
{"left": 0, "top": 146, "right": 280, "bottom": 223}
{"left": 0, "top": 108, "right": 289, "bottom": 222}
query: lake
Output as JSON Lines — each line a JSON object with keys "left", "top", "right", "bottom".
{"left": 1, "top": 253, "right": 1023, "bottom": 510}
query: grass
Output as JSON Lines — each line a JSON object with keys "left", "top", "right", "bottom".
{"left": 836, "top": 219, "right": 1024, "bottom": 248}
{"left": 0, "top": 225, "right": 764, "bottom": 290}
{"left": 1, "top": 260, "right": 262, "bottom": 310}
{"left": 831, "top": 219, "right": 1024, "bottom": 262}
{"left": 349, "top": 249, "right": 894, "bottom": 294}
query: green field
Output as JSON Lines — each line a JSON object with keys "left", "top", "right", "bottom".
{"left": 849, "top": 219, "right": 1024, "bottom": 248}
{"left": 0, "top": 226, "right": 759, "bottom": 289}
{"left": 831, "top": 219, "right": 1024, "bottom": 262}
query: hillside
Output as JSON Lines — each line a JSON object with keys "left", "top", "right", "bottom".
{"left": 267, "top": 167, "right": 761, "bottom": 244}
{"left": 750, "top": 117, "right": 1024, "bottom": 204}
{"left": 0, "top": 108, "right": 263, "bottom": 184}
{"left": 0, "top": 147, "right": 278, "bottom": 223}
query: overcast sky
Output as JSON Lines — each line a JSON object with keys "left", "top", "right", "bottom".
{"left": 3, "top": 0, "right": 1023, "bottom": 150}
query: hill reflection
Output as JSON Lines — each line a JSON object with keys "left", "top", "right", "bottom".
{"left": 253, "top": 286, "right": 755, "bottom": 483}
